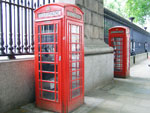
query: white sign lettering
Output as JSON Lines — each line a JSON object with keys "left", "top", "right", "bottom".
{"left": 38, "top": 10, "right": 61, "bottom": 18}
{"left": 67, "top": 11, "right": 81, "bottom": 20}
{"left": 111, "top": 31, "right": 124, "bottom": 34}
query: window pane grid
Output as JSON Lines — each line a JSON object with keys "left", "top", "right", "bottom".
{"left": 69, "top": 24, "right": 82, "bottom": 99}
{"left": 111, "top": 37, "right": 123, "bottom": 72}
{"left": 38, "top": 24, "right": 59, "bottom": 102}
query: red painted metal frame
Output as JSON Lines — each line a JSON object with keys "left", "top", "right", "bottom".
{"left": 108, "top": 26, "right": 130, "bottom": 78}
{"left": 34, "top": 3, "right": 84, "bottom": 113}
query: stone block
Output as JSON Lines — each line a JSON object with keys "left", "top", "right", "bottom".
{"left": 92, "top": 13, "right": 101, "bottom": 27}
{"left": 83, "top": 8, "right": 92, "bottom": 24}
{"left": 84, "top": 0, "right": 98, "bottom": 13}
{"left": 84, "top": 24, "right": 93, "bottom": 39}
{"left": 98, "top": 2, "right": 104, "bottom": 15}
{"left": 75, "top": 0, "right": 83, "bottom": 6}
{"left": 99, "top": 27, "right": 104, "bottom": 40}
{"left": 93, "top": 26, "right": 100, "bottom": 39}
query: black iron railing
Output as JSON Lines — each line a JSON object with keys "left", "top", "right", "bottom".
{"left": 0, "top": 0, "right": 55, "bottom": 58}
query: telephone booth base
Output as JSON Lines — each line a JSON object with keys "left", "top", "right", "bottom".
{"left": 114, "top": 74, "right": 129, "bottom": 78}
{"left": 36, "top": 98, "right": 84, "bottom": 113}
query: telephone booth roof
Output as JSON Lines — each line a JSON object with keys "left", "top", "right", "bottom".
{"left": 34, "top": 3, "right": 84, "bottom": 21}
{"left": 109, "top": 26, "right": 130, "bottom": 33}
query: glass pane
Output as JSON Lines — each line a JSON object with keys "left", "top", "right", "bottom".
{"left": 56, "top": 34, "right": 58, "bottom": 42}
{"left": 38, "top": 26, "right": 40, "bottom": 33}
{"left": 56, "top": 84, "right": 58, "bottom": 91}
{"left": 38, "top": 54, "right": 40, "bottom": 61}
{"left": 42, "top": 64, "right": 54, "bottom": 72}
{"left": 116, "top": 51, "right": 122, "bottom": 54}
{"left": 72, "top": 72, "right": 76, "bottom": 80}
{"left": 39, "top": 63, "right": 40, "bottom": 70}
{"left": 72, "top": 53, "right": 80, "bottom": 61}
{"left": 77, "top": 71, "right": 80, "bottom": 76}
{"left": 72, "top": 62, "right": 80, "bottom": 70}
{"left": 72, "top": 81, "right": 76, "bottom": 89}
{"left": 115, "top": 59, "right": 122, "bottom": 62}
{"left": 41, "top": 35, "right": 54, "bottom": 43}
{"left": 72, "top": 62, "right": 76, "bottom": 68}
{"left": 42, "top": 25, "right": 54, "bottom": 33}
{"left": 72, "top": 35, "right": 79, "bottom": 43}
{"left": 38, "top": 35, "right": 40, "bottom": 42}
{"left": 41, "top": 44, "right": 54, "bottom": 53}
{"left": 42, "top": 73, "right": 54, "bottom": 81}
{"left": 72, "top": 44, "right": 76, "bottom": 51}
{"left": 71, "top": 44, "right": 80, "bottom": 52}
{"left": 72, "top": 80, "right": 80, "bottom": 89}
{"left": 116, "top": 55, "right": 122, "bottom": 58}
{"left": 77, "top": 44, "right": 80, "bottom": 51}
{"left": 71, "top": 25, "right": 79, "bottom": 33}
{"left": 56, "top": 74, "right": 58, "bottom": 82}
{"left": 56, "top": 93, "right": 58, "bottom": 101}
{"left": 115, "top": 68, "right": 122, "bottom": 71}
{"left": 41, "top": 54, "right": 55, "bottom": 62}
{"left": 115, "top": 64, "right": 122, "bottom": 67}
{"left": 38, "top": 45, "right": 40, "bottom": 52}
{"left": 42, "top": 82, "right": 55, "bottom": 91}
{"left": 116, "top": 46, "right": 122, "bottom": 50}
{"left": 114, "top": 37, "right": 122, "bottom": 41}
{"left": 56, "top": 24, "right": 58, "bottom": 33}
{"left": 55, "top": 44, "right": 58, "bottom": 52}
{"left": 72, "top": 88, "right": 80, "bottom": 98}
{"left": 56, "top": 65, "right": 58, "bottom": 72}
{"left": 43, "top": 91, "right": 55, "bottom": 100}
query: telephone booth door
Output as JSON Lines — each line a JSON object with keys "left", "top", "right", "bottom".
{"left": 67, "top": 21, "right": 84, "bottom": 112}
{"left": 35, "top": 20, "right": 62, "bottom": 111}
{"left": 34, "top": 3, "right": 84, "bottom": 113}
{"left": 109, "top": 26, "right": 130, "bottom": 78}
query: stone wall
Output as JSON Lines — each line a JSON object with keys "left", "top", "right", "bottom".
{"left": 0, "top": 59, "right": 35, "bottom": 113}
{"left": 76, "top": 0, "right": 104, "bottom": 41}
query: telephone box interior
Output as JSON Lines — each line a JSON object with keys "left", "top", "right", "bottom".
{"left": 109, "top": 26, "right": 130, "bottom": 78}
{"left": 34, "top": 3, "right": 84, "bottom": 113}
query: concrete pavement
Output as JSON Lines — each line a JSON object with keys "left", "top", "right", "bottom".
{"left": 6, "top": 59, "right": 150, "bottom": 113}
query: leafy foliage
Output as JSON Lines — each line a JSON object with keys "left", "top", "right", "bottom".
{"left": 104, "top": 0, "right": 128, "bottom": 18}
{"left": 104, "top": 0, "right": 150, "bottom": 25}
{"left": 125, "top": 0, "right": 150, "bottom": 24}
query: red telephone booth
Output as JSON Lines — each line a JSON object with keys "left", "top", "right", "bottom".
{"left": 109, "top": 26, "right": 130, "bottom": 78}
{"left": 34, "top": 3, "right": 84, "bottom": 113}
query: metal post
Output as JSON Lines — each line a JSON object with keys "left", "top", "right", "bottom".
{"left": 9, "top": 0, "right": 14, "bottom": 55}
{"left": 24, "top": 0, "right": 28, "bottom": 53}
{"left": 48, "top": 0, "right": 50, "bottom": 3}
{"left": 17, "top": 0, "right": 21, "bottom": 53}
{"left": 21, "top": 0, "right": 24, "bottom": 52}
{"left": 0, "top": 1, "right": 5, "bottom": 55}
{"left": 43, "top": 0, "right": 45, "bottom": 5}
{"left": 28, "top": 1, "right": 30, "bottom": 52}
{"left": 5, "top": 0, "right": 8, "bottom": 54}
{"left": 13, "top": 0, "right": 16, "bottom": 53}
{"left": 37, "top": 0, "right": 39, "bottom": 8}
{"left": 31, "top": 0, "right": 34, "bottom": 52}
